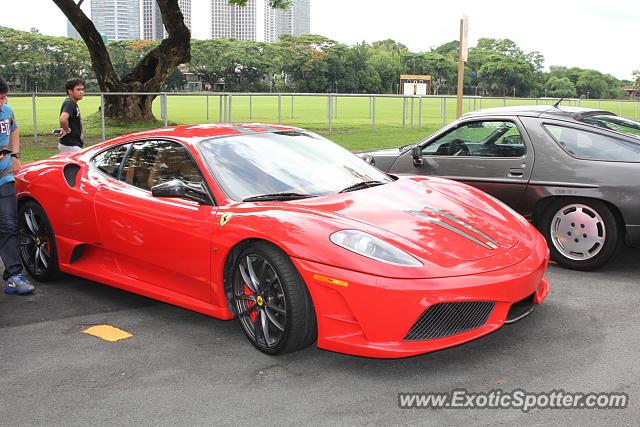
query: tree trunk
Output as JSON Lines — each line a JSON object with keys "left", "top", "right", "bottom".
{"left": 104, "top": 93, "right": 157, "bottom": 121}
{"left": 53, "top": 0, "right": 190, "bottom": 122}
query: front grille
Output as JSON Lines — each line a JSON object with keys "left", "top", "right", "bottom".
{"left": 63, "top": 164, "right": 81, "bottom": 187}
{"left": 404, "top": 301, "right": 495, "bottom": 341}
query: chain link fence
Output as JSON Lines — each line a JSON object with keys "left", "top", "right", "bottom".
{"left": 9, "top": 92, "right": 640, "bottom": 144}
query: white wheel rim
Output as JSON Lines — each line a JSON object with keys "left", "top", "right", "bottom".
{"left": 550, "top": 204, "right": 606, "bottom": 261}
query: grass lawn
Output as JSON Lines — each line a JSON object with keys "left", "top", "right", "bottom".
{"left": 9, "top": 94, "right": 640, "bottom": 162}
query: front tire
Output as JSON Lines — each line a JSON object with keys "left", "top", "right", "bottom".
{"left": 18, "top": 201, "right": 59, "bottom": 281}
{"left": 232, "top": 242, "right": 317, "bottom": 355}
{"left": 540, "top": 198, "right": 621, "bottom": 270}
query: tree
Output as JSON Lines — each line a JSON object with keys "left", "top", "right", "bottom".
{"left": 368, "top": 40, "right": 407, "bottom": 93}
{"left": 55, "top": 0, "right": 290, "bottom": 121}
{"left": 0, "top": 27, "right": 93, "bottom": 92}
{"left": 476, "top": 38, "right": 523, "bottom": 58}
{"left": 476, "top": 51, "right": 533, "bottom": 96}
{"left": 575, "top": 70, "right": 608, "bottom": 99}
{"left": 545, "top": 76, "right": 576, "bottom": 98}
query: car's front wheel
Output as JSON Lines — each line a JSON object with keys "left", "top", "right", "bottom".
{"left": 232, "top": 242, "right": 317, "bottom": 355}
{"left": 18, "top": 201, "right": 59, "bottom": 281}
{"left": 540, "top": 198, "right": 621, "bottom": 270}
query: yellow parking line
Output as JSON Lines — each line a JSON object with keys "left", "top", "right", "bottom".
{"left": 83, "top": 325, "right": 133, "bottom": 342}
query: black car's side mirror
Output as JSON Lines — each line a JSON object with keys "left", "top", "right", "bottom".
{"left": 412, "top": 146, "right": 424, "bottom": 166}
{"left": 151, "top": 179, "right": 212, "bottom": 205}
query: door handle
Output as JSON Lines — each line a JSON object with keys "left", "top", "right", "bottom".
{"left": 508, "top": 168, "right": 524, "bottom": 177}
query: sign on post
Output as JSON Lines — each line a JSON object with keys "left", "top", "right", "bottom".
{"left": 400, "top": 75, "right": 432, "bottom": 96}
{"left": 456, "top": 15, "right": 469, "bottom": 118}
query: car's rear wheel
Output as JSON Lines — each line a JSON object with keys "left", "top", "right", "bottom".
{"left": 18, "top": 201, "right": 59, "bottom": 281}
{"left": 540, "top": 198, "right": 620, "bottom": 270}
{"left": 232, "top": 242, "right": 317, "bottom": 355}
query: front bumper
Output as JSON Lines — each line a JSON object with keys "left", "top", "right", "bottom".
{"left": 292, "top": 235, "right": 550, "bottom": 358}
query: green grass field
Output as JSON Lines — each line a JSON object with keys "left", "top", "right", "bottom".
{"left": 8, "top": 94, "right": 640, "bottom": 163}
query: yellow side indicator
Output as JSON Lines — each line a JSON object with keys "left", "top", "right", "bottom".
{"left": 220, "top": 213, "right": 233, "bottom": 226}
{"left": 313, "top": 274, "right": 348, "bottom": 287}
{"left": 83, "top": 325, "right": 133, "bottom": 342}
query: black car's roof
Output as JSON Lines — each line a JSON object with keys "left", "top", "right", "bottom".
{"left": 461, "top": 105, "right": 615, "bottom": 121}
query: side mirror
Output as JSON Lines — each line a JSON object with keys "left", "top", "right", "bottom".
{"left": 412, "top": 146, "right": 423, "bottom": 166}
{"left": 151, "top": 179, "right": 211, "bottom": 205}
{"left": 360, "top": 153, "right": 376, "bottom": 166}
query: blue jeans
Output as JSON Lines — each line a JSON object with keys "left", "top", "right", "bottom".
{"left": 0, "top": 181, "right": 22, "bottom": 281}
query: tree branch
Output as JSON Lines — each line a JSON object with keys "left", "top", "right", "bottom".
{"left": 52, "top": 0, "right": 119, "bottom": 90}
{"left": 121, "top": 0, "right": 191, "bottom": 90}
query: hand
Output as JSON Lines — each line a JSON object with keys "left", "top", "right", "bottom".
{"left": 52, "top": 128, "right": 68, "bottom": 137}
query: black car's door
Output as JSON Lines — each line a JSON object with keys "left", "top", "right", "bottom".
{"left": 390, "top": 117, "right": 534, "bottom": 209}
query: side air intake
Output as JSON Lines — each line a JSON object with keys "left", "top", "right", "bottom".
{"left": 63, "top": 164, "right": 81, "bottom": 187}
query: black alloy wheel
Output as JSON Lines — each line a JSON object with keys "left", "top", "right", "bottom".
{"left": 232, "top": 242, "right": 317, "bottom": 355}
{"left": 18, "top": 201, "right": 59, "bottom": 281}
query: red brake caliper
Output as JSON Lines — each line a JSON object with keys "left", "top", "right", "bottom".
{"left": 244, "top": 283, "right": 257, "bottom": 323}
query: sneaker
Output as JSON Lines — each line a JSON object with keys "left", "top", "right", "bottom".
{"left": 4, "top": 273, "right": 36, "bottom": 295}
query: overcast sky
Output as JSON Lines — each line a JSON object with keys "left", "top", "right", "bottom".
{"left": 8, "top": 0, "right": 638, "bottom": 80}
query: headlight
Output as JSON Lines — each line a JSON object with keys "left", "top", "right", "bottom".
{"left": 330, "top": 230, "right": 423, "bottom": 267}
{"left": 484, "top": 194, "right": 529, "bottom": 226}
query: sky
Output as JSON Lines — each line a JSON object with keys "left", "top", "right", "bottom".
{"left": 7, "top": 0, "right": 639, "bottom": 80}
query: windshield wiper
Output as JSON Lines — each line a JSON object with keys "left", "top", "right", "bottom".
{"left": 339, "top": 180, "right": 388, "bottom": 193}
{"left": 242, "top": 192, "right": 317, "bottom": 202}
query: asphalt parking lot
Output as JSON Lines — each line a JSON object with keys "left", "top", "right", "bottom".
{"left": 1, "top": 248, "right": 638, "bottom": 426}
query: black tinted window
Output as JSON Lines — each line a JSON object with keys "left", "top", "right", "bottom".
{"left": 93, "top": 144, "right": 129, "bottom": 178}
{"left": 122, "top": 140, "right": 204, "bottom": 191}
{"left": 544, "top": 125, "right": 640, "bottom": 162}
{"left": 423, "top": 121, "right": 525, "bottom": 157}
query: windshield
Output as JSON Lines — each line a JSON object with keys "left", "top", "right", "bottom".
{"left": 579, "top": 114, "right": 640, "bottom": 139}
{"left": 199, "top": 131, "right": 392, "bottom": 201}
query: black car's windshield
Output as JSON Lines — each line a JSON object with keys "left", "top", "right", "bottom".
{"left": 199, "top": 131, "right": 392, "bottom": 201}
{"left": 579, "top": 115, "right": 640, "bottom": 139}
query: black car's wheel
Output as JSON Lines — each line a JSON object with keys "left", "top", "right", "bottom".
{"left": 540, "top": 198, "right": 621, "bottom": 271}
{"left": 18, "top": 201, "right": 59, "bottom": 281}
{"left": 232, "top": 242, "right": 317, "bottom": 355}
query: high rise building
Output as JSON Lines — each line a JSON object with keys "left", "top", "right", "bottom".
{"left": 264, "top": 0, "right": 310, "bottom": 42}
{"left": 91, "top": 0, "right": 141, "bottom": 41}
{"left": 210, "top": 0, "right": 257, "bottom": 41}
{"left": 142, "top": 0, "right": 192, "bottom": 41}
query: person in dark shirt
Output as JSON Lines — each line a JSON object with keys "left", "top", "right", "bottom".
{"left": 57, "top": 78, "right": 85, "bottom": 153}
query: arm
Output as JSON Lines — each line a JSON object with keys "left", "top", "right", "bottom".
{"left": 59, "top": 111, "right": 71, "bottom": 136}
{"left": 9, "top": 124, "right": 20, "bottom": 171}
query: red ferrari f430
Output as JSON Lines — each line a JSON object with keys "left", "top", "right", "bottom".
{"left": 15, "top": 124, "right": 549, "bottom": 358}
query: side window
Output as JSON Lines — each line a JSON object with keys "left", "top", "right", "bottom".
{"left": 422, "top": 121, "right": 526, "bottom": 157}
{"left": 544, "top": 124, "right": 640, "bottom": 162}
{"left": 93, "top": 144, "right": 130, "bottom": 178}
{"left": 121, "top": 140, "right": 204, "bottom": 191}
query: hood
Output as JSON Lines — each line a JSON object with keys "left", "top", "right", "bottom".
{"left": 289, "top": 176, "right": 530, "bottom": 265}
